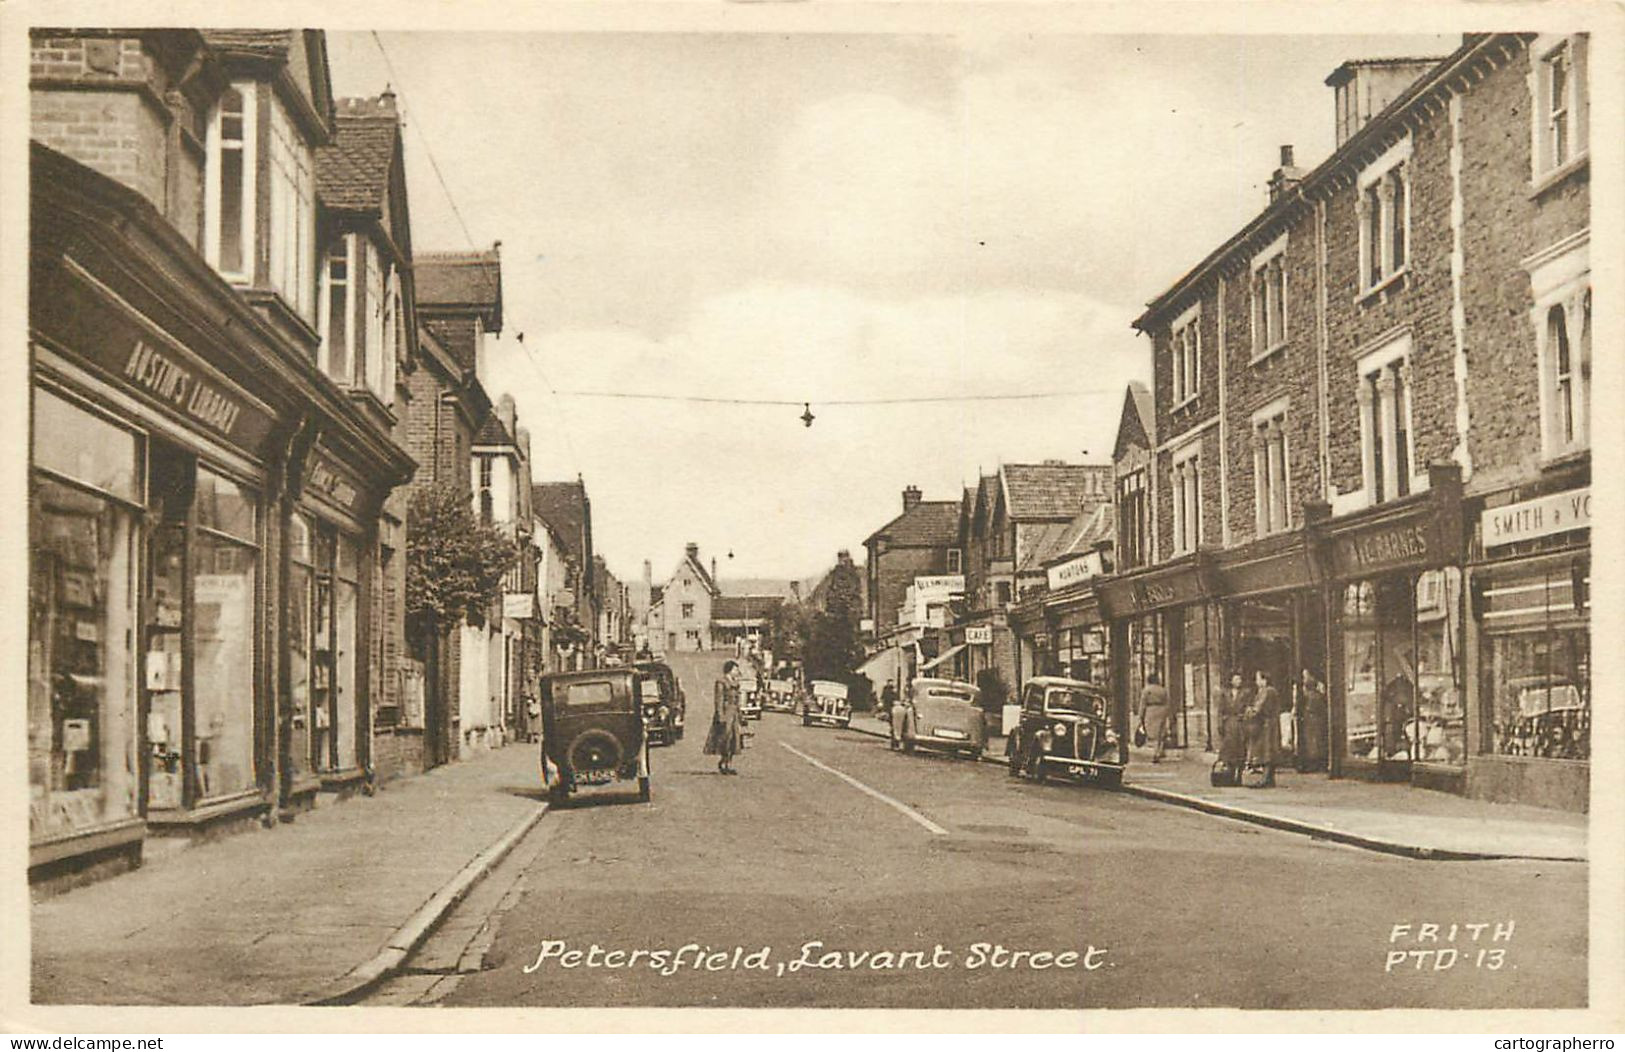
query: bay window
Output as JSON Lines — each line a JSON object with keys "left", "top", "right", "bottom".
{"left": 320, "top": 237, "right": 353, "bottom": 384}
{"left": 268, "top": 97, "right": 316, "bottom": 322}
{"left": 206, "top": 84, "right": 255, "bottom": 280}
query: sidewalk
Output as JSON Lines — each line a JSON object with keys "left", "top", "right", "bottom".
{"left": 31, "top": 743, "right": 548, "bottom": 1006}
{"left": 850, "top": 713, "right": 1585, "bottom": 862}
{"left": 1118, "top": 745, "right": 1586, "bottom": 862}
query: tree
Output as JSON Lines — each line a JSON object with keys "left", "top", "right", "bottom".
{"left": 405, "top": 482, "right": 519, "bottom": 635}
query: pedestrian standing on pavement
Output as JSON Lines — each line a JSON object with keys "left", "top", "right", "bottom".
{"left": 705, "top": 659, "right": 745, "bottom": 775}
{"left": 880, "top": 682, "right": 898, "bottom": 718}
{"left": 1245, "top": 669, "right": 1282, "bottom": 786}
{"left": 1218, "top": 671, "right": 1249, "bottom": 770}
{"left": 1137, "top": 673, "right": 1171, "bottom": 763}
{"left": 1298, "top": 668, "right": 1329, "bottom": 771}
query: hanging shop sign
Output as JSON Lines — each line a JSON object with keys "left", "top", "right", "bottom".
{"left": 1480, "top": 487, "right": 1590, "bottom": 550}
{"left": 305, "top": 455, "right": 364, "bottom": 515}
{"left": 504, "top": 593, "right": 537, "bottom": 620}
{"left": 1098, "top": 560, "right": 1208, "bottom": 619}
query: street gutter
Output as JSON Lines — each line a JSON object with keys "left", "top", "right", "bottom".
{"left": 844, "top": 721, "right": 1584, "bottom": 864}
{"left": 305, "top": 802, "right": 551, "bottom": 1005}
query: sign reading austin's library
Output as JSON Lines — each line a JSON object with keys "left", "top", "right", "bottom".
{"left": 1481, "top": 487, "right": 1591, "bottom": 550}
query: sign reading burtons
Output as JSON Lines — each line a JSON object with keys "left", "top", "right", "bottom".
{"left": 1481, "top": 488, "right": 1590, "bottom": 549}
{"left": 1047, "top": 551, "right": 1105, "bottom": 592}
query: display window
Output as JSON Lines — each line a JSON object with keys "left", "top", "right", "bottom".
{"left": 1338, "top": 568, "right": 1465, "bottom": 767}
{"left": 288, "top": 514, "right": 313, "bottom": 783}
{"left": 29, "top": 388, "right": 143, "bottom": 842}
{"left": 143, "top": 446, "right": 263, "bottom": 810}
{"left": 304, "top": 518, "right": 363, "bottom": 774}
{"left": 1479, "top": 556, "right": 1588, "bottom": 761}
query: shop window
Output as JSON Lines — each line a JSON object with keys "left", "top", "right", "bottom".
{"left": 334, "top": 533, "right": 360, "bottom": 771}
{"left": 191, "top": 467, "right": 259, "bottom": 800}
{"left": 1339, "top": 569, "right": 1464, "bottom": 767}
{"left": 288, "top": 515, "right": 314, "bottom": 782}
{"left": 1480, "top": 557, "right": 1588, "bottom": 761}
{"left": 28, "top": 390, "right": 142, "bottom": 842}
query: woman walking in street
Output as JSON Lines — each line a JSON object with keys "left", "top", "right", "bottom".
{"left": 705, "top": 659, "right": 745, "bottom": 775}
{"left": 1137, "top": 673, "right": 1171, "bottom": 763}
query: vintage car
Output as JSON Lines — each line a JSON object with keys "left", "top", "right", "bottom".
{"left": 890, "top": 677, "right": 983, "bottom": 759}
{"left": 1007, "top": 676, "right": 1125, "bottom": 788}
{"left": 539, "top": 667, "right": 653, "bottom": 804}
{"left": 739, "top": 674, "right": 764, "bottom": 720}
{"left": 802, "top": 679, "right": 852, "bottom": 727}
{"left": 635, "top": 660, "right": 685, "bottom": 746}
{"left": 765, "top": 678, "right": 798, "bottom": 713}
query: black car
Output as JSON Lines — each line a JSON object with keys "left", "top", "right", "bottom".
{"left": 540, "top": 667, "right": 653, "bottom": 804}
{"left": 1007, "top": 676, "right": 1126, "bottom": 788}
{"left": 636, "top": 660, "right": 686, "bottom": 746}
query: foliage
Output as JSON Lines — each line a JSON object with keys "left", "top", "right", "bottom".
{"left": 822, "top": 557, "right": 864, "bottom": 628}
{"left": 975, "top": 667, "right": 1010, "bottom": 712}
{"left": 766, "top": 600, "right": 810, "bottom": 659}
{"left": 804, "top": 609, "right": 862, "bottom": 684}
{"left": 405, "top": 482, "right": 518, "bottom": 635}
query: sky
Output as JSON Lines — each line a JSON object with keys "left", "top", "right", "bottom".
{"left": 327, "top": 27, "right": 1459, "bottom": 584}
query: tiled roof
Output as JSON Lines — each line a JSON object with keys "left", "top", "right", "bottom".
{"left": 865, "top": 500, "right": 960, "bottom": 548}
{"left": 315, "top": 106, "right": 398, "bottom": 213}
{"left": 1113, "top": 381, "right": 1155, "bottom": 459}
{"left": 712, "top": 595, "right": 783, "bottom": 621}
{"left": 1002, "top": 463, "right": 1113, "bottom": 521}
{"left": 417, "top": 250, "right": 502, "bottom": 322}
{"left": 533, "top": 481, "right": 587, "bottom": 564}
{"left": 474, "top": 411, "right": 514, "bottom": 447}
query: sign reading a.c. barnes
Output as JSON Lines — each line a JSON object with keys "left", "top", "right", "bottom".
{"left": 1330, "top": 520, "right": 1437, "bottom": 579}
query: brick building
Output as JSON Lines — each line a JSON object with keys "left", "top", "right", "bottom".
{"left": 533, "top": 479, "right": 599, "bottom": 665}
{"left": 1113, "top": 34, "right": 1589, "bottom": 809}
{"left": 27, "top": 29, "right": 419, "bottom": 886}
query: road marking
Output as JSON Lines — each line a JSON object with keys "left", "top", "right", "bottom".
{"left": 779, "top": 741, "right": 948, "bottom": 835}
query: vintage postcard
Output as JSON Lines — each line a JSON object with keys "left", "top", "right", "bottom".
{"left": 2, "top": 0, "right": 1621, "bottom": 1036}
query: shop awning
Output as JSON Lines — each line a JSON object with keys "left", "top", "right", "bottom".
{"left": 920, "top": 643, "right": 966, "bottom": 672}
{"left": 857, "top": 646, "right": 901, "bottom": 686}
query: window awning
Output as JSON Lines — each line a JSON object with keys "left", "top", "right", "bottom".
{"left": 857, "top": 646, "right": 901, "bottom": 685}
{"left": 919, "top": 642, "right": 966, "bottom": 672}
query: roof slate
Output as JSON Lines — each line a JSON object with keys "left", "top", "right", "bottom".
{"left": 533, "top": 481, "right": 587, "bottom": 564}
{"left": 1002, "top": 463, "right": 1113, "bottom": 521}
{"left": 315, "top": 112, "right": 397, "bottom": 213}
{"left": 865, "top": 500, "right": 961, "bottom": 548}
{"left": 712, "top": 595, "right": 784, "bottom": 620}
{"left": 417, "top": 250, "right": 502, "bottom": 314}
{"left": 474, "top": 411, "right": 514, "bottom": 447}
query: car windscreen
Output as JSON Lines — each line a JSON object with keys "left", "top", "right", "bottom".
{"left": 1046, "top": 688, "right": 1103, "bottom": 715}
{"left": 925, "top": 689, "right": 973, "bottom": 703}
{"left": 560, "top": 680, "right": 615, "bottom": 707}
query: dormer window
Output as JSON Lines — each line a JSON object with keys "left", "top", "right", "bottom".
{"left": 320, "top": 234, "right": 397, "bottom": 405}
{"left": 206, "top": 84, "right": 255, "bottom": 280}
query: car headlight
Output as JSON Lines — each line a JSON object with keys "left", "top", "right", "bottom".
{"left": 658, "top": 705, "right": 670, "bottom": 720}
{"left": 1103, "top": 729, "right": 1118, "bottom": 744}
{"left": 1036, "top": 729, "right": 1053, "bottom": 751}
{"left": 1054, "top": 722, "right": 1068, "bottom": 738}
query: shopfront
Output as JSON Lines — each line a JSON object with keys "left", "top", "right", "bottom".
{"left": 1320, "top": 468, "right": 1466, "bottom": 789}
{"left": 1466, "top": 480, "right": 1590, "bottom": 811}
{"left": 1213, "top": 530, "right": 1326, "bottom": 769}
{"left": 29, "top": 230, "right": 283, "bottom": 873}
{"left": 1098, "top": 556, "right": 1214, "bottom": 751}
{"left": 1046, "top": 587, "right": 1108, "bottom": 686}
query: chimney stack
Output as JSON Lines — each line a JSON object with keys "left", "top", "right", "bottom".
{"left": 498, "top": 393, "right": 517, "bottom": 441}
{"left": 711, "top": 557, "right": 718, "bottom": 586}
{"left": 1327, "top": 57, "right": 1444, "bottom": 148}
{"left": 902, "top": 485, "right": 923, "bottom": 512}
{"left": 643, "top": 559, "right": 652, "bottom": 586}
{"left": 1268, "top": 144, "right": 1304, "bottom": 204}
{"left": 685, "top": 542, "right": 699, "bottom": 561}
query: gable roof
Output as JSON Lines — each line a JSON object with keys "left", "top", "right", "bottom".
{"left": 200, "top": 29, "right": 334, "bottom": 142}
{"left": 315, "top": 100, "right": 399, "bottom": 213}
{"left": 1113, "top": 381, "right": 1155, "bottom": 461}
{"left": 532, "top": 481, "right": 587, "bottom": 564}
{"left": 416, "top": 248, "right": 503, "bottom": 331}
{"left": 865, "top": 499, "right": 960, "bottom": 549}
{"left": 1001, "top": 463, "right": 1112, "bottom": 522}
{"left": 712, "top": 595, "right": 784, "bottom": 621}
{"left": 474, "top": 410, "right": 514, "bottom": 448}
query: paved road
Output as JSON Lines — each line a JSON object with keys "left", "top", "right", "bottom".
{"left": 374, "top": 651, "right": 1587, "bottom": 1010}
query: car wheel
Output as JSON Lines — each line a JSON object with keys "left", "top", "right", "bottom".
{"left": 1032, "top": 757, "right": 1048, "bottom": 784}
{"left": 902, "top": 736, "right": 915, "bottom": 754}
{"left": 638, "top": 776, "right": 651, "bottom": 803}
{"left": 1007, "top": 744, "right": 1022, "bottom": 778}
{"left": 548, "top": 782, "right": 569, "bottom": 806}
{"left": 802, "top": 716, "right": 811, "bottom": 727}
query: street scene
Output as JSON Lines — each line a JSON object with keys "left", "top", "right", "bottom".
{"left": 20, "top": 18, "right": 1602, "bottom": 1024}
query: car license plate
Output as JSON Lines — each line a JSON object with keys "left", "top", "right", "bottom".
{"left": 578, "top": 770, "right": 613, "bottom": 785}
{"left": 934, "top": 728, "right": 968, "bottom": 739}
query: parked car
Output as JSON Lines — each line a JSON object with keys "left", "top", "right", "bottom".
{"left": 635, "top": 660, "right": 685, "bottom": 746}
{"left": 739, "top": 674, "right": 764, "bottom": 720}
{"left": 890, "top": 677, "right": 983, "bottom": 759}
{"left": 1007, "top": 676, "right": 1125, "bottom": 788}
{"left": 802, "top": 679, "right": 851, "bottom": 728}
{"left": 765, "top": 678, "right": 798, "bottom": 713}
{"left": 539, "top": 667, "right": 653, "bottom": 804}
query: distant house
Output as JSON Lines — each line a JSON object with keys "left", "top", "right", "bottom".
{"left": 533, "top": 478, "right": 597, "bottom": 666}
{"left": 658, "top": 542, "right": 720, "bottom": 652}
{"left": 711, "top": 594, "right": 784, "bottom": 651}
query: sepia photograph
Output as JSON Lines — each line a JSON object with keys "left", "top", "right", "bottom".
{"left": 4, "top": 0, "right": 1621, "bottom": 1034}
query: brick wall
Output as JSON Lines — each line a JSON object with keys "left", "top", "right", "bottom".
{"left": 1458, "top": 46, "right": 1590, "bottom": 492}
{"left": 1322, "top": 107, "right": 1458, "bottom": 501}
{"left": 872, "top": 545, "right": 954, "bottom": 632}
{"left": 1220, "top": 204, "right": 1325, "bottom": 543}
